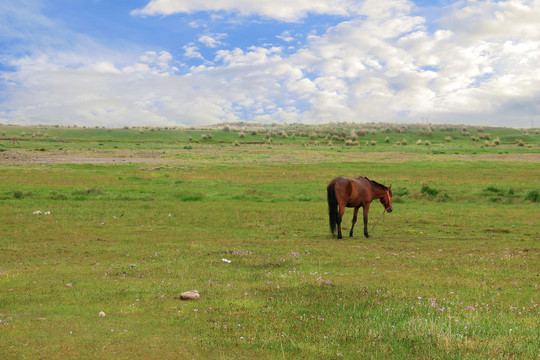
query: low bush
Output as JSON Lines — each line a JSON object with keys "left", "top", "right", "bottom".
{"left": 524, "top": 190, "right": 539, "bottom": 202}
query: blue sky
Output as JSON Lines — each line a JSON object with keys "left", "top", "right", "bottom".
{"left": 1, "top": 0, "right": 539, "bottom": 128}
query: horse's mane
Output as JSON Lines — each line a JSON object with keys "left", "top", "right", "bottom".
{"left": 363, "top": 177, "right": 391, "bottom": 193}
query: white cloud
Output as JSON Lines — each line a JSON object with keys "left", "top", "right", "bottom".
{"left": 131, "top": 0, "right": 362, "bottom": 22}
{"left": 2, "top": 0, "right": 540, "bottom": 128}
{"left": 277, "top": 31, "right": 295, "bottom": 42}
{"left": 122, "top": 51, "right": 177, "bottom": 76}
{"left": 198, "top": 33, "right": 227, "bottom": 48}
{"left": 90, "top": 61, "right": 121, "bottom": 74}
{"left": 183, "top": 44, "right": 205, "bottom": 60}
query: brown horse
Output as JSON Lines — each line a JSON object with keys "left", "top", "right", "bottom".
{"left": 327, "top": 176, "right": 392, "bottom": 239}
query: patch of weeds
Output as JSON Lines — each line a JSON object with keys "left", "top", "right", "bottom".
{"left": 485, "top": 186, "right": 502, "bottom": 193}
{"left": 524, "top": 190, "right": 539, "bottom": 202}
{"left": 296, "top": 196, "right": 314, "bottom": 202}
{"left": 421, "top": 185, "right": 452, "bottom": 202}
{"left": 12, "top": 190, "right": 33, "bottom": 199}
{"left": 391, "top": 188, "right": 409, "bottom": 203}
{"left": 421, "top": 185, "right": 439, "bottom": 197}
{"left": 483, "top": 186, "right": 518, "bottom": 203}
{"left": 72, "top": 188, "right": 106, "bottom": 197}
{"left": 49, "top": 191, "right": 69, "bottom": 200}
{"left": 175, "top": 192, "right": 205, "bottom": 201}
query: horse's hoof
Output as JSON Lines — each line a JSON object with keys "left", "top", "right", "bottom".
{"left": 337, "top": 235, "right": 343, "bottom": 239}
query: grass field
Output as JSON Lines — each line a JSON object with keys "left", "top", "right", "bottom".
{"left": 1, "top": 123, "right": 539, "bottom": 359}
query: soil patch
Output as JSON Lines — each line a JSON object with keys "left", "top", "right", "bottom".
{"left": 0, "top": 149, "right": 172, "bottom": 164}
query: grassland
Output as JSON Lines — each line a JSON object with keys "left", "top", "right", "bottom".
{"left": 0, "top": 123, "right": 539, "bottom": 359}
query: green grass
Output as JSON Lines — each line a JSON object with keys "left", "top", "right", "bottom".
{"left": 0, "top": 124, "right": 539, "bottom": 359}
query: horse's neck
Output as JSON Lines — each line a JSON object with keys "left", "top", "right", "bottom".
{"left": 369, "top": 183, "right": 386, "bottom": 200}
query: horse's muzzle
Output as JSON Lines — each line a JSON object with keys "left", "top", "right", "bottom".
{"left": 386, "top": 207, "right": 393, "bottom": 213}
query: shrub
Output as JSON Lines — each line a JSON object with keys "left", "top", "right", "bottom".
{"left": 416, "top": 139, "right": 423, "bottom": 145}
{"left": 524, "top": 190, "right": 539, "bottom": 202}
{"left": 421, "top": 185, "right": 439, "bottom": 196}
{"left": 401, "top": 139, "right": 408, "bottom": 145}
{"left": 239, "top": 132, "right": 245, "bottom": 138}
{"left": 13, "top": 190, "right": 32, "bottom": 199}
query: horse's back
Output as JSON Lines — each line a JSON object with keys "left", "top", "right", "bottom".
{"left": 329, "top": 176, "right": 370, "bottom": 207}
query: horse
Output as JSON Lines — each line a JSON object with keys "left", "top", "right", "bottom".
{"left": 327, "top": 176, "right": 392, "bottom": 239}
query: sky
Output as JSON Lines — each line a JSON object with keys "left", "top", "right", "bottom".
{"left": 1, "top": 0, "right": 539, "bottom": 128}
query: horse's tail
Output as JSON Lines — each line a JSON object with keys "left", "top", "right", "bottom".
{"left": 327, "top": 183, "right": 338, "bottom": 235}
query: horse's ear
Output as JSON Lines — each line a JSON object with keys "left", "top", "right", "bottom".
{"left": 388, "top": 184, "right": 392, "bottom": 190}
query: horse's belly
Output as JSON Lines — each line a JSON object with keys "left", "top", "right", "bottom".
{"left": 346, "top": 200, "right": 363, "bottom": 207}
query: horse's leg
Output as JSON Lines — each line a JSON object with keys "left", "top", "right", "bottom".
{"left": 337, "top": 204, "right": 345, "bottom": 239}
{"left": 363, "top": 203, "right": 371, "bottom": 238}
{"left": 350, "top": 207, "right": 359, "bottom": 237}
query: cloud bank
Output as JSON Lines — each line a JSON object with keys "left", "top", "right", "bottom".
{"left": 131, "top": 0, "right": 361, "bottom": 22}
{"left": 1, "top": 0, "right": 539, "bottom": 128}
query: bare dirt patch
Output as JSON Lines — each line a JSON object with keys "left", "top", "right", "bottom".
{"left": 0, "top": 149, "right": 172, "bottom": 164}
{"left": 449, "top": 153, "right": 540, "bottom": 161}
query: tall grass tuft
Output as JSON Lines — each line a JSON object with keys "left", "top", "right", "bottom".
{"left": 524, "top": 190, "right": 539, "bottom": 202}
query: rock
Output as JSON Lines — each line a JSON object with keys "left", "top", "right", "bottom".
{"left": 99, "top": 311, "right": 106, "bottom": 317}
{"left": 180, "top": 290, "right": 200, "bottom": 300}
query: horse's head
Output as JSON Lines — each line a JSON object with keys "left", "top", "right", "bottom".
{"left": 380, "top": 185, "right": 393, "bottom": 213}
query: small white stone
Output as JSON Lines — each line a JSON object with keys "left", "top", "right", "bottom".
{"left": 180, "top": 290, "right": 200, "bottom": 300}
